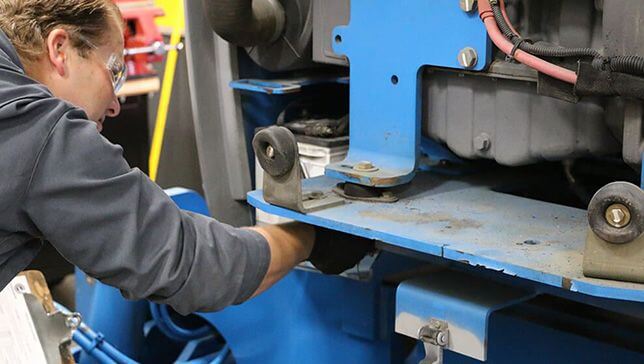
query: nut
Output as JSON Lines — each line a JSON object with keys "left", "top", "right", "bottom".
{"left": 605, "top": 203, "right": 631, "bottom": 228}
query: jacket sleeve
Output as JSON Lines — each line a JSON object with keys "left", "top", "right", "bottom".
{"left": 22, "top": 108, "right": 270, "bottom": 314}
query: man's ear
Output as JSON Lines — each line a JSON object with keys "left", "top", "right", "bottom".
{"left": 45, "top": 29, "right": 71, "bottom": 77}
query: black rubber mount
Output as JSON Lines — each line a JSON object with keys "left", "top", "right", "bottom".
{"left": 587, "top": 181, "right": 644, "bottom": 244}
{"left": 252, "top": 126, "right": 298, "bottom": 178}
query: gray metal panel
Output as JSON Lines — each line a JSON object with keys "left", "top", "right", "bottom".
{"left": 603, "top": 0, "right": 644, "bottom": 165}
{"left": 422, "top": 70, "right": 620, "bottom": 165}
{"left": 312, "top": 0, "right": 349, "bottom": 66}
{"left": 602, "top": 0, "right": 644, "bottom": 57}
{"left": 184, "top": 0, "right": 253, "bottom": 226}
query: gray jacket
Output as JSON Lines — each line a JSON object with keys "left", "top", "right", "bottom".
{"left": 0, "top": 30, "right": 270, "bottom": 314}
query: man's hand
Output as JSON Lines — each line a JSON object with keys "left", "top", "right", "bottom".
{"left": 247, "top": 223, "right": 375, "bottom": 298}
{"left": 247, "top": 222, "right": 315, "bottom": 297}
{"left": 308, "top": 227, "right": 375, "bottom": 274}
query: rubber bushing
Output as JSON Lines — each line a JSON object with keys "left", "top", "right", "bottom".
{"left": 587, "top": 181, "right": 644, "bottom": 244}
{"left": 252, "top": 126, "right": 298, "bottom": 177}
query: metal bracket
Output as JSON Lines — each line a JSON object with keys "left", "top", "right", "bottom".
{"left": 418, "top": 319, "right": 449, "bottom": 364}
{"left": 254, "top": 126, "right": 344, "bottom": 213}
{"left": 395, "top": 270, "right": 535, "bottom": 362}
{"left": 24, "top": 294, "right": 79, "bottom": 364}
{"left": 0, "top": 272, "right": 78, "bottom": 364}
{"left": 325, "top": 0, "right": 490, "bottom": 187}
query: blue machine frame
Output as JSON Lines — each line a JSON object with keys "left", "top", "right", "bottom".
{"left": 76, "top": 188, "right": 644, "bottom": 363}
{"left": 325, "top": 0, "right": 490, "bottom": 187}
{"left": 74, "top": 1, "right": 644, "bottom": 362}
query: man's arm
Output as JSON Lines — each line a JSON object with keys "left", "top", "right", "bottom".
{"left": 247, "top": 222, "right": 315, "bottom": 297}
{"left": 20, "top": 106, "right": 306, "bottom": 314}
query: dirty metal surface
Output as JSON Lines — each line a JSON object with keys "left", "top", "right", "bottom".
{"left": 247, "top": 174, "right": 644, "bottom": 302}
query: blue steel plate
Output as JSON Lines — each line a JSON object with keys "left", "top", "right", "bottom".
{"left": 326, "top": 0, "right": 490, "bottom": 186}
{"left": 247, "top": 175, "right": 644, "bottom": 303}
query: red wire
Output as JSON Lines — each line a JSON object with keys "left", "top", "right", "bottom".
{"left": 479, "top": 0, "right": 578, "bottom": 84}
{"left": 499, "top": 0, "right": 520, "bottom": 35}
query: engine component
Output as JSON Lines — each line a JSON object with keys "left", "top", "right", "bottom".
{"left": 203, "top": 0, "right": 314, "bottom": 71}
{"left": 423, "top": 70, "right": 620, "bottom": 165}
{"left": 479, "top": 0, "right": 578, "bottom": 84}
{"left": 201, "top": 0, "right": 285, "bottom": 46}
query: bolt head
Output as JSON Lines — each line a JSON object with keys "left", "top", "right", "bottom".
{"left": 13, "top": 282, "right": 26, "bottom": 294}
{"left": 458, "top": 47, "right": 479, "bottom": 69}
{"left": 266, "top": 145, "right": 275, "bottom": 159}
{"left": 353, "top": 161, "right": 378, "bottom": 172}
{"left": 473, "top": 133, "right": 491, "bottom": 151}
{"left": 605, "top": 203, "right": 631, "bottom": 228}
{"left": 436, "top": 332, "right": 448, "bottom": 346}
{"left": 460, "top": 0, "right": 477, "bottom": 12}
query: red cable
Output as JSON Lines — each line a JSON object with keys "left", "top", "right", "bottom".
{"left": 499, "top": 0, "right": 519, "bottom": 35}
{"left": 479, "top": 0, "right": 578, "bottom": 84}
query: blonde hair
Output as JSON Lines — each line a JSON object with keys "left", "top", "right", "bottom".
{"left": 0, "top": 0, "right": 122, "bottom": 63}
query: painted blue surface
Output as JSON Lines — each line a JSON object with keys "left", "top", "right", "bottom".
{"left": 396, "top": 271, "right": 535, "bottom": 360}
{"left": 325, "top": 0, "right": 490, "bottom": 187}
{"left": 75, "top": 270, "right": 147, "bottom": 364}
{"left": 247, "top": 175, "right": 644, "bottom": 302}
{"left": 199, "top": 270, "right": 387, "bottom": 363}
{"left": 198, "top": 252, "right": 423, "bottom": 364}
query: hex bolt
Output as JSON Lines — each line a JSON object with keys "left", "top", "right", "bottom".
{"left": 473, "top": 133, "right": 491, "bottom": 151}
{"left": 605, "top": 203, "right": 631, "bottom": 228}
{"left": 353, "top": 161, "right": 378, "bottom": 172}
{"left": 65, "top": 313, "right": 82, "bottom": 329}
{"left": 458, "top": 47, "right": 478, "bottom": 69}
{"left": 266, "top": 145, "right": 275, "bottom": 159}
{"left": 460, "top": 0, "right": 477, "bottom": 12}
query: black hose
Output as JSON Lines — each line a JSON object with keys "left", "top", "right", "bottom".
{"left": 491, "top": 4, "right": 600, "bottom": 59}
{"left": 604, "top": 55, "right": 644, "bottom": 76}
{"left": 201, "top": 0, "right": 285, "bottom": 47}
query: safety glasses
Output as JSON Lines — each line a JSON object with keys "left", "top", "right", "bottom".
{"left": 106, "top": 53, "right": 127, "bottom": 93}
{"left": 75, "top": 33, "right": 128, "bottom": 93}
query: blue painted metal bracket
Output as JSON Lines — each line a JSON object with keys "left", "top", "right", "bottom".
{"left": 325, "top": 0, "right": 490, "bottom": 187}
{"left": 247, "top": 175, "right": 644, "bottom": 303}
{"left": 229, "top": 75, "right": 349, "bottom": 95}
{"left": 395, "top": 271, "right": 536, "bottom": 361}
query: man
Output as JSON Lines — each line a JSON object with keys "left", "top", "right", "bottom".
{"left": 0, "top": 0, "right": 367, "bottom": 315}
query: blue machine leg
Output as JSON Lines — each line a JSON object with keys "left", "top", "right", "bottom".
{"left": 75, "top": 270, "right": 147, "bottom": 363}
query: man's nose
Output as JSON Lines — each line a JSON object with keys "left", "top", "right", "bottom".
{"left": 106, "top": 94, "right": 121, "bottom": 118}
